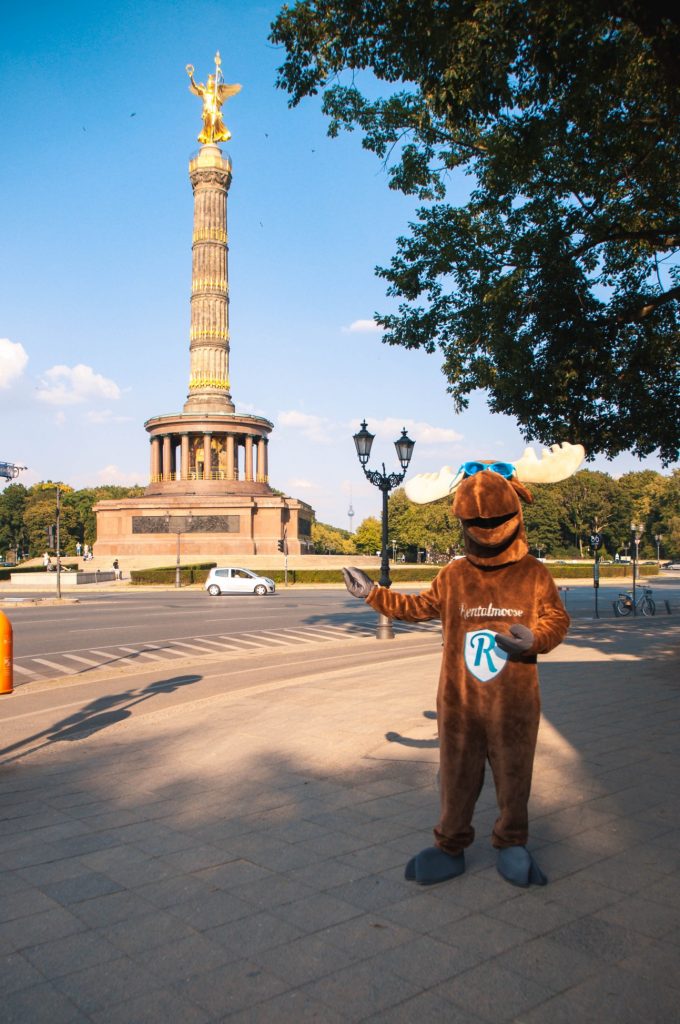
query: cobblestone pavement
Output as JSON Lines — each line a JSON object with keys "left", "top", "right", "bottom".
{"left": 0, "top": 618, "right": 678, "bottom": 1022}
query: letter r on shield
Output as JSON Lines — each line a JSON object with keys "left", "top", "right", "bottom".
{"left": 464, "top": 629, "right": 508, "bottom": 682}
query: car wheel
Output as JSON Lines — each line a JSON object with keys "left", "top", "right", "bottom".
{"left": 207, "top": 584, "right": 221, "bottom": 597}
{"left": 254, "top": 584, "right": 267, "bottom": 596}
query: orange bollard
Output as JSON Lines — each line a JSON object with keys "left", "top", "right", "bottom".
{"left": 0, "top": 611, "right": 13, "bottom": 695}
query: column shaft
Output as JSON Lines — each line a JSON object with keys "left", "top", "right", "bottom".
{"left": 245, "top": 436, "right": 254, "bottom": 482}
{"left": 226, "top": 435, "right": 235, "bottom": 480}
{"left": 162, "top": 436, "right": 172, "bottom": 481}
{"left": 180, "top": 435, "right": 190, "bottom": 480}
{"left": 203, "top": 433, "right": 212, "bottom": 479}
{"left": 150, "top": 437, "right": 161, "bottom": 481}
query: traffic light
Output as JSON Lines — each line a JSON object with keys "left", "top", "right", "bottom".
{"left": 277, "top": 539, "right": 285, "bottom": 552}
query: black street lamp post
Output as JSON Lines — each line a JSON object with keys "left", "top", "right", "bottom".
{"left": 630, "top": 520, "right": 644, "bottom": 615}
{"left": 353, "top": 420, "right": 415, "bottom": 640}
{"left": 165, "top": 512, "right": 193, "bottom": 588}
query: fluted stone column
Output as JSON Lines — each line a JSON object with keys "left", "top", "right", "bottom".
{"left": 256, "top": 438, "right": 266, "bottom": 481}
{"left": 184, "top": 145, "right": 235, "bottom": 414}
{"left": 162, "top": 436, "right": 172, "bottom": 481}
{"left": 180, "top": 434, "right": 190, "bottom": 480}
{"left": 203, "top": 432, "right": 212, "bottom": 479}
{"left": 226, "top": 435, "right": 235, "bottom": 480}
{"left": 262, "top": 438, "right": 269, "bottom": 481}
{"left": 245, "top": 436, "right": 254, "bottom": 481}
{"left": 150, "top": 437, "right": 161, "bottom": 481}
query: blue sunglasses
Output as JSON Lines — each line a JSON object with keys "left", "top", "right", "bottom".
{"left": 460, "top": 461, "right": 515, "bottom": 479}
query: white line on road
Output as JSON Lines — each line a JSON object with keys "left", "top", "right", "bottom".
{"left": 31, "top": 658, "right": 71, "bottom": 672}
{"left": 62, "top": 653, "right": 107, "bottom": 667}
{"left": 169, "top": 640, "right": 219, "bottom": 653}
{"left": 116, "top": 647, "right": 168, "bottom": 662}
{"left": 11, "top": 664, "right": 40, "bottom": 677}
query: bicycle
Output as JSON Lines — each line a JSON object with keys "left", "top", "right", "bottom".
{"left": 614, "top": 587, "right": 656, "bottom": 617}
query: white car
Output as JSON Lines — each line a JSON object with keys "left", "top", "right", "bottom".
{"left": 205, "top": 567, "right": 276, "bottom": 597}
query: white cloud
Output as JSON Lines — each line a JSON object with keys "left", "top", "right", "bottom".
{"left": 0, "top": 338, "right": 28, "bottom": 388}
{"left": 342, "top": 319, "right": 384, "bottom": 334}
{"left": 288, "top": 478, "right": 320, "bottom": 490}
{"left": 95, "top": 465, "right": 145, "bottom": 486}
{"left": 36, "top": 364, "right": 121, "bottom": 406}
{"left": 278, "top": 410, "right": 334, "bottom": 444}
{"left": 85, "top": 409, "right": 133, "bottom": 424}
{"left": 350, "top": 417, "right": 462, "bottom": 445}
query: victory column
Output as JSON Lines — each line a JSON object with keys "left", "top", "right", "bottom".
{"left": 93, "top": 54, "right": 313, "bottom": 558}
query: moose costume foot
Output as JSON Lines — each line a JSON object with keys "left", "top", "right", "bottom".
{"left": 405, "top": 846, "right": 466, "bottom": 886}
{"left": 497, "top": 846, "right": 547, "bottom": 887}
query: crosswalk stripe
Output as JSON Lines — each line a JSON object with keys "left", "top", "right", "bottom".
{"left": 62, "top": 653, "right": 105, "bottom": 667}
{"left": 219, "top": 635, "right": 265, "bottom": 648}
{"left": 12, "top": 663, "right": 40, "bottom": 677}
{"left": 32, "top": 657, "right": 70, "bottom": 672}
{"left": 116, "top": 646, "right": 167, "bottom": 661}
{"left": 242, "top": 632, "right": 290, "bottom": 646}
{"left": 171, "top": 640, "right": 218, "bottom": 652}
{"left": 280, "top": 629, "right": 334, "bottom": 641}
{"left": 260, "top": 630, "right": 314, "bottom": 644}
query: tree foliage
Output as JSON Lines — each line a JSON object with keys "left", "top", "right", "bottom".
{"left": 311, "top": 519, "right": 357, "bottom": 553}
{"left": 272, "top": 1, "right": 680, "bottom": 463}
{"left": 388, "top": 488, "right": 462, "bottom": 554}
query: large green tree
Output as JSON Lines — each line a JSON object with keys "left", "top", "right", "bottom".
{"left": 388, "top": 487, "right": 462, "bottom": 554}
{"left": 272, "top": 1, "right": 680, "bottom": 463}
{"left": 0, "top": 484, "right": 29, "bottom": 557}
{"left": 311, "top": 519, "right": 357, "bottom": 553}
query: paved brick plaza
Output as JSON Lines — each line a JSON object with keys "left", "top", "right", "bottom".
{"left": 1, "top": 618, "right": 679, "bottom": 1022}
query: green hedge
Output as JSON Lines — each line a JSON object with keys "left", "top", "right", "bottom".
{"left": 127, "top": 561, "right": 659, "bottom": 587}
{"left": 129, "top": 564, "right": 440, "bottom": 586}
{"left": 0, "top": 562, "right": 79, "bottom": 581}
{"left": 546, "top": 563, "right": 658, "bottom": 578}
{"left": 130, "top": 562, "right": 217, "bottom": 585}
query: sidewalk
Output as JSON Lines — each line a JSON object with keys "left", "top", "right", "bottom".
{"left": 1, "top": 619, "right": 679, "bottom": 1022}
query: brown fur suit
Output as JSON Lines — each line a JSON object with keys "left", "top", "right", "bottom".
{"left": 366, "top": 469, "right": 569, "bottom": 859}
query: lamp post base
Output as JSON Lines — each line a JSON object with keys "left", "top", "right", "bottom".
{"left": 376, "top": 613, "right": 395, "bottom": 640}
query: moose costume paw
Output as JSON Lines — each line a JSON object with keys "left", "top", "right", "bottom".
{"left": 404, "top": 846, "right": 466, "bottom": 886}
{"left": 497, "top": 846, "right": 547, "bottom": 887}
{"left": 342, "top": 567, "right": 375, "bottom": 599}
{"left": 494, "top": 624, "right": 534, "bottom": 655}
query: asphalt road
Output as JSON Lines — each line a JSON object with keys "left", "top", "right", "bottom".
{"left": 2, "top": 576, "right": 678, "bottom": 688}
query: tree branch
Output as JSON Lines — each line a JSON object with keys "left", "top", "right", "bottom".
{"left": 573, "top": 229, "right": 680, "bottom": 258}
{"left": 617, "top": 285, "right": 680, "bottom": 322}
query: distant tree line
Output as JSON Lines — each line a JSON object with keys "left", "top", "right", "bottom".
{"left": 313, "top": 469, "right": 680, "bottom": 561}
{"left": 0, "top": 482, "right": 144, "bottom": 559}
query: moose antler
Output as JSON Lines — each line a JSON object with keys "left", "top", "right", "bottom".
{"left": 404, "top": 466, "right": 464, "bottom": 504}
{"left": 513, "top": 442, "right": 585, "bottom": 483}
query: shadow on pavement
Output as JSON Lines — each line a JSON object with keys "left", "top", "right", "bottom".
{"left": 0, "top": 674, "right": 202, "bottom": 764}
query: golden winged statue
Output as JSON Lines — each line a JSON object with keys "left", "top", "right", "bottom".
{"left": 186, "top": 52, "right": 242, "bottom": 144}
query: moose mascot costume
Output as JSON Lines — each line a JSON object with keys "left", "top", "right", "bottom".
{"left": 343, "top": 442, "right": 585, "bottom": 887}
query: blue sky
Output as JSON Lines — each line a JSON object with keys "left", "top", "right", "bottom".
{"left": 1, "top": 0, "right": 674, "bottom": 530}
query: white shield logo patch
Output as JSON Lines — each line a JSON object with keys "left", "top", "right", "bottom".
{"left": 464, "top": 629, "right": 508, "bottom": 683}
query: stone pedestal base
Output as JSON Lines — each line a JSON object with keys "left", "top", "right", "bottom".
{"left": 93, "top": 492, "right": 313, "bottom": 558}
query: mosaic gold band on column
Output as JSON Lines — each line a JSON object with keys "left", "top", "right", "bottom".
{"left": 192, "top": 277, "right": 228, "bottom": 292}
{"left": 189, "top": 375, "right": 230, "bottom": 390}
{"left": 189, "top": 327, "right": 230, "bottom": 341}
{"left": 192, "top": 228, "right": 228, "bottom": 243}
